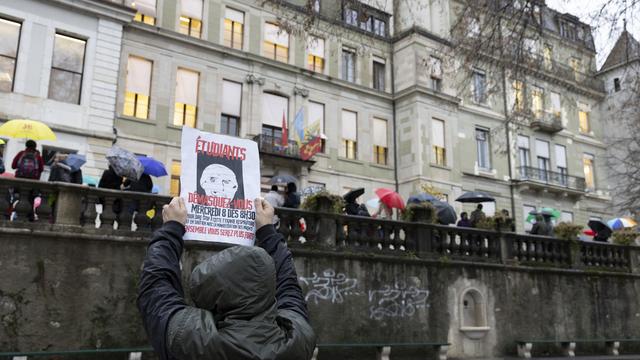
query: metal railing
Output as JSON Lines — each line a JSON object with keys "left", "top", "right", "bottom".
{"left": 517, "top": 166, "right": 586, "bottom": 192}
{"left": 253, "top": 134, "right": 306, "bottom": 160}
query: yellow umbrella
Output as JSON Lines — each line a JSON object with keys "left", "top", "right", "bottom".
{"left": 0, "top": 119, "right": 56, "bottom": 140}
{"left": 0, "top": 139, "right": 4, "bottom": 145}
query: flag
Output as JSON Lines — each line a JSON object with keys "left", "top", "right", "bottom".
{"left": 281, "top": 110, "right": 288, "bottom": 148}
{"left": 300, "top": 136, "right": 322, "bottom": 161}
{"left": 293, "top": 108, "right": 304, "bottom": 146}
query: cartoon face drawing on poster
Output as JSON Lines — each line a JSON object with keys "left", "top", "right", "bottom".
{"left": 199, "top": 164, "right": 239, "bottom": 199}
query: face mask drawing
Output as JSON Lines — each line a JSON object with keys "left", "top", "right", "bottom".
{"left": 200, "top": 164, "right": 239, "bottom": 199}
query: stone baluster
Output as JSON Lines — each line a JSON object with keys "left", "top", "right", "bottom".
{"left": 335, "top": 217, "right": 346, "bottom": 247}
{"left": 81, "top": 193, "right": 99, "bottom": 228}
{"left": 304, "top": 214, "right": 318, "bottom": 245}
{"left": 54, "top": 184, "right": 83, "bottom": 226}
{"left": 99, "top": 197, "right": 118, "bottom": 230}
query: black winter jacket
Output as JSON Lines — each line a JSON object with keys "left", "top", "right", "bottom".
{"left": 137, "top": 222, "right": 316, "bottom": 360}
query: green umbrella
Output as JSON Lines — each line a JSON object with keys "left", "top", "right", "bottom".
{"left": 526, "top": 207, "right": 561, "bottom": 223}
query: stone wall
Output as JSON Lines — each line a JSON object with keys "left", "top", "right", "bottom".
{"left": 1, "top": 224, "right": 639, "bottom": 358}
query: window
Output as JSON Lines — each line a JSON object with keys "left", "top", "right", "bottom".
{"left": 429, "top": 56, "right": 442, "bottom": 92}
{"left": 543, "top": 45, "right": 553, "bottom": 69}
{"left": 517, "top": 135, "right": 530, "bottom": 168}
{"left": 555, "top": 144, "right": 567, "bottom": 185}
{"left": 264, "top": 23, "right": 289, "bottom": 63}
{"left": 583, "top": 153, "right": 595, "bottom": 190}
{"left": 179, "top": 0, "right": 203, "bottom": 38}
{"left": 373, "top": 118, "right": 388, "bottom": 165}
{"left": 570, "top": 57, "right": 581, "bottom": 80}
{"left": 373, "top": 18, "right": 386, "bottom": 36}
{"left": 312, "top": 0, "right": 320, "bottom": 13}
{"left": 221, "top": 80, "right": 242, "bottom": 136}
{"left": 342, "top": 48, "right": 355, "bottom": 82}
{"left": 531, "top": 86, "right": 544, "bottom": 119}
{"left": 42, "top": 146, "right": 77, "bottom": 168}
{"left": 308, "top": 101, "right": 325, "bottom": 152}
{"left": 523, "top": 38, "right": 538, "bottom": 55}
{"left": 550, "top": 91, "right": 561, "bottom": 119}
{"left": 578, "top": 102, "right": 590, "bottom": 133}
{"left": 174, "top": 68, "right": 199, "bottom": 127}
{"left": 432, "top": 119, "right": 446, "bottom": 166}
{"left": 123, "top": 56, "right": 152, "bottom": 119}
{"left": 523, "top": 205, "right": 536, "bottom": 231}
{"left": 341, "top": 110, "right": 357, "bottom": 159}
{"left": 48, "top": 33, "right": 86, "bottom": 104}
{"left": 224, "top": 8, "right": 244, "bottom": 49}
{"left": 372, "top": 57, "right": 385, "bottom": 91}
{"left": 475, "top": 128, "right": 490, "bottom": 169}
{"left": 561, "top": 22, "right": 577, "bottom": 41}
{"left": 472, "top": 70, "right": 486, "bottom": 104}
{"left": 360, "top": 16, "right": 372, "bottom": 32}
{"left": 535, "top": 139, "right": 550, "bottom": 181}
{"left": 344, "top": 8, "right": 358, "bottom": 26}
{"left": 307, "top": 36, "right": 324, "bottom": 72}
{"left": 614, "top": 78, "right": 621, "bottom": 92}
{"left": 468, "top": 17, "right": 480, "bottom": 37}
{"left": 513, "top": 80, "right": 524, "bottom": 111}
{"left": 561, "top": 211, "right": 574, "bottom": 223}
{"left": 0, "top": 18, "right": 21, "bottom": 92}
{"left": 170, "top": 161, "right": 181, "bottom": 197}
{"left": 126, "top": 0, "right": 156, "bottom": 25}
{"left": 262, "top": 92, "right": 288, "bottom": 145}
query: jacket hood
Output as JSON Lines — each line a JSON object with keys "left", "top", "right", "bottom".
{"left": 189, "top": 246, "right": 277, "bottom": 320}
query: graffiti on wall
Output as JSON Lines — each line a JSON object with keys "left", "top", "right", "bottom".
{"left": 299, "top": 269, "right": 360, "bottom": 304}
{"left": 368, "top": 281, "right": 430, "bottom": 320}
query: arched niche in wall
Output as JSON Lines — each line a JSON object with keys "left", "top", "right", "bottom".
{"left": 459, "top": 288, "right": 490, "bottom": 339}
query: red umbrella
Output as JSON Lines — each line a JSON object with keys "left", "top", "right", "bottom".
{"left": 375, "top": 188, "right": 405, "bottom": 210}
{"left": 583, "top": 229, "right": 595, "bottom": 236}
{"left": 0, "top": 172, "right": 14, "bottom": 177}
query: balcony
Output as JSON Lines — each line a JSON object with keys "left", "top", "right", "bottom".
{"left": 530, "top": 112, "right": 563, "bottom": 133}
{"left": 253, "top": 134, "right": 313, "bottom": 163}
{"left": 516, "top": 166, "right": 586, "bottom": 194}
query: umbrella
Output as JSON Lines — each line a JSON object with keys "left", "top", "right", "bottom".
{"left": 63, "top": 154, "right": 86, "bottom": 172}
{"left": 343, "top": 188, "right": 365, "bottom": 203}
{"left": 365, "top": 198, "right": 380, "bottom": 213}
{"left": 0, "top": 172, "right": 14, "bottom": 178}
{"left": 588, "top": 220, "right": 612, "bottom": 242}
{"left": 137, "top": 156, "right": 168, "bottom": 177}
{"left": 0, "top": 119, "right": 56, "bottom": 140}
{"left": 152, "top": 185, "right": 160, "bottom": 194}
{"left": 607, "top": 217, "right": 637, "bottom": 230}
{"left": 83, "top": 175, "right": 97, "bottom": 186}
{"left": 526, "top": 207, "right": 561, "bottom": 223}
{"left": 407, "top": 193, "right": 439, "bottom": 204}
{"left": 269, "top": 174, "right": 297, "bottom": 185}
{"left": 433, "top": 200, "right": 457, "bottom": 225}
{"left": 375, "top": 188, "right": 405, "bottom": 210}
{"left": 456, "top": 191, "right": 495, "bottom": 203}
{"left": 106, "top": 146, "right": 143, "bottom": 180}
{"left": 0, "top": 139, "right": 4, "bottom": 144}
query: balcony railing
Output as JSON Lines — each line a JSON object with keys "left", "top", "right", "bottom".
{"left": 0, "top": 177, "right": 635, "bottom": 273}
{"left": 254, "top": 134, "right": 309, "bottom": 161}
{"left": 517, "top": 166, "right": 586, "bottom": 192}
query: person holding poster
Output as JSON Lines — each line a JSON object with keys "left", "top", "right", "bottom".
{"left": 180, "top": 127, "right": 261, "bottom": 246}
{"left": 137, "top": 197, "right": 316, "bottom": 360}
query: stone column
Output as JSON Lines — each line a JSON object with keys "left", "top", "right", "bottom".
{"left": 55, "top": 184, "right": 83, "bottom": 226}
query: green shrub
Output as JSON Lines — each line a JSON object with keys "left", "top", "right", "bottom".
{"left": 301, "top": 191, "right": 345, "bottom": 214}
{"left": 401, "top": 202, "right": 437, "bottom": 223}
{"left": 475, "top": 216, "right": 497, "bottom": 230}
{"left": 553, "top": 222, "right": 583, "bottom": 241}
{"left": 612, "top": 228, "right": 638, "bottom": 246}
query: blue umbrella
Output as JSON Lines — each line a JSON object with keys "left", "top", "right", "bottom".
{"left": 137, "top": 156, "right": 168, "bottom": 177}
{"left": 63, "top": 154, "right": 86, "bottom": 172}
{"left": 83, "top": 175, "right": 97, "bottom": 186}
{"left": 408, "top": 193, "right": 439, "bottom": 204}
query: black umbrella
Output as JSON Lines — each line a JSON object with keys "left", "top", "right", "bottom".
{"left": 588, "top": 220, "right": 612, "bottom": 242}
{"left": 407, "top": 193, "right": 439, "bottom": 204}
{"left": 455, "top": 191, "right": 495, "bottom": 203}
{"left": 269, "top": 174, "right": 297, "bottom": 185}
{"left": 433, "top": 200, "right": 457, "bottom": 225}
{"left": 343, "top": 188, "right": 365, "bottom": 203}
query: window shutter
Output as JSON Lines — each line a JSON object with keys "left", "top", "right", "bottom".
{"left": 535, "top": 139, "right": 549, "bottom": 158}
{"left": 225, "top": 8, "right": 244, "bottom": 23}
{"left": 264, "top": 23, "right": 289, "bottom": 47}
{"left": 517, "top": 135, "right": 529, "bottom": 149}
{"left": 222, "top": 80, "right": 242, "bottom": 117}
{"left": 373, "top": 118, "right": 387, "bottom": 147}
{"left": 126, "top": 56, "right": 152, "bottom": 95}
{"left": 308, "top": 37, "right": 324, "bottom": 57}
{"left": 550, "top": 92, "right": 561, "bottom": 111}
{"left": 262, "top": 93, "right": 288, "bottom": 127}
{"left": 309, "top": 101, "right": 324, "bottom": 135}
{"left": 175, "top": 68, "right": 199, "bottom": 105}
{"left": 555, "top": 144, "right": 567, "bottom": 168}
{"left": 342, "top": 110, "right": 357, "bottom": 141}
{"left": 432, "top": 119, "right": 444, "bottom": 148}
{"left": 181, "top": 0, "right": 203, "bottom": 20}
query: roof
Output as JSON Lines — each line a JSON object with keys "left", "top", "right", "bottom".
{"left": 600, "top": 30, "right": 640, "bottom": 72}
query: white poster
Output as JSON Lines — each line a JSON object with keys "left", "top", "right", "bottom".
{"left": 180, "top": 127, "right": 260, "bottom": 245}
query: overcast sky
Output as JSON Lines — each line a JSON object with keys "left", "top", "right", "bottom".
{"left": 546, "top": 0, "right": 640, "bottom": 68}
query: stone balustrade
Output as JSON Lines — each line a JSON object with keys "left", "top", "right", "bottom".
{"left": 0, "top": 177, "right": 637, "bottom": 274}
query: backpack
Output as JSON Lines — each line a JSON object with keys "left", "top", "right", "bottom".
{"left": 16, "top": 151, "right": 40, "bottom": 179}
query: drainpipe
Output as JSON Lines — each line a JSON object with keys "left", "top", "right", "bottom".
{"left": 391, "top": 44, "right": 399, "bottom": 193}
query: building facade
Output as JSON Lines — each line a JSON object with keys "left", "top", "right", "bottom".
{"left": 0, "top": 0, "right": 133, "bottom": 180}
{"left": 0, "top": 0, "right": 613, "bottom": 231}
